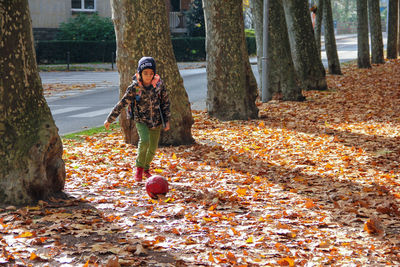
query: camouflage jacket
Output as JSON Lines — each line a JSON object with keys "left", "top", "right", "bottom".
{"left": 106, "top": 73, "right": 170, "bottom": 128}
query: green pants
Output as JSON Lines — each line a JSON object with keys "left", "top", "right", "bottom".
{"left": 135, "top": 122, "right": 161, "bottom": 170}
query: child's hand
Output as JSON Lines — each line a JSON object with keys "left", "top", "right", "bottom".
{"left": 164, "top": 122, "right": 170, "bottom": 131}
{"left": 104, "top": 121, "right": 110, "bottom": 130}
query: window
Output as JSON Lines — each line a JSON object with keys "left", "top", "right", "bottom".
{"left": 72, "top": 0, "right": 96, "bottom": 11}
{"left": 171, "top": 0, "right": 180, "bottom": 12}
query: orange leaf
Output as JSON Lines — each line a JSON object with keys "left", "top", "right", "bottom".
{"left": 226, "top": 251, "right": 237, "bottom": 263}
{"left": 29, "top": 252, "right": 39, "bottom": 260}
{"left": 277, "top": 257, "right": 295, "bottom": 266}
{"left": 208, "top": 252, "right": 215, "bottom": 262}
{"left": 364, "top": 217, "right": 384, "bottom": 235}
{"left": 305, "top": 199, "right": 316, "bottom": 209}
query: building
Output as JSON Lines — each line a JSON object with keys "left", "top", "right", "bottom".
{"left": 28, "top": 0, "right": 192, "bottom": 40}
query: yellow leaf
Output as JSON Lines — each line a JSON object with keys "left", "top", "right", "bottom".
{"left": 172, "top": 153, "right": 177, "bottom": 160}
{"left": 236, "top": 187, "right": 247, "bottom": 196}
{"left": 246, "top": 236, "right": 254, "bottom": 243}
{"left": 153, "top": 168, "right": 164, "bottom": 173}
{"left": 259, "top": 121, "right": 265, "bottom": 127}
{"left": 15, "top": 231, "right": 35, "bottom": 238}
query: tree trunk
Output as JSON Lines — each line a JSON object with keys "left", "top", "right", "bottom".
{"left": 203, "top": 0, "right": 259, "bottom": 120}
{"left": 387, "top": 0, "right": 399, "bottom": 59}
{"left": 357, "top": 0, "right": 371, "bottom": 68}
{"left": 314, "top": 0, "right": 324, "bottom": 55}
{"left": 368, "top": 0, "right": 385, "bottom": 64}
{"left": 249, "top": 0, "right": 263, "bottom": 90}
{"left": 267, "top": 0, "right": 305, "bottom": 101}
{"left": 398, "top": 3, "right": 400, "bottom": 56}
{"left": 282, "top": 0, "right": 327, "bottom": 91}
{"left": 110, "top": 0, "right": 194, "bottom": 146}
{"left": 323, "top": 0, "right": 342, "bottom": 74}
{"left": 0, "top": 0, "right": 66, "bottom": 205}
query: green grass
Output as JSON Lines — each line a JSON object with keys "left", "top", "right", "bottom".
{"left": 62, "top": 123, "right": 120, "bottom": 140}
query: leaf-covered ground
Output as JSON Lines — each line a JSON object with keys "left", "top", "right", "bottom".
{"left": 1, "top": 60, "right": 400, "bottom": 266}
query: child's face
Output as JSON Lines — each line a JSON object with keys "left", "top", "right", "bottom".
{"left": 141, "top": 69, "right": 154, "bottom": 86}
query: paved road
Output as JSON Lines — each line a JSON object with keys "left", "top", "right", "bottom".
{"left": 42, "top": 34, "right": 386, "bottom": 135}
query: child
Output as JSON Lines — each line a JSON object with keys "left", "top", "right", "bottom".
{"left": 104, "top": 57, "right": 170, "bottom": 182}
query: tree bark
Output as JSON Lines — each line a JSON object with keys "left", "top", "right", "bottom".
{"left": 0, "top": 0, "right": 66, "bottom": 205}
{"left": 398, "top": 3, "right": 400, "bottom": 56}
{"left": 357, "top": 0, "right": 371, "bottom": 68}
{"left": 368, "top": 0, "right": 385, "bottom": 64}
{"left": 282, "top": 0, "right": 327, "bottom": 91}
{"left": 314, "top": 0, "right": 324, "bottom": 55}
{"left": 323, "top": 0, "right": 342, "bottom": 74}
{"left": 110, "top": 0, "right": 194, "bottom": 146}
{"left": 387, "top": 0, "right": 399, "bottom": 59}
{"left": 203, "top": 0, "right": 259, "bottom": 120}
{"left": 267, "top": 0, "right": 305, "bottom": 101}
{"left": 249, "top": 0, "right": 263, "bottom": 90}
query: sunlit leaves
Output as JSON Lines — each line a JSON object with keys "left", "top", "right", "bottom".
{"left": 1, "top": 60, "right": 400, "bottom": 265}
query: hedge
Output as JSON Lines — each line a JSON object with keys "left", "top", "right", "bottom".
{"left": 35, "top": 37, "right": 256, "bottom": 64}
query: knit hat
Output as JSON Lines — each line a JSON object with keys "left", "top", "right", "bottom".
{"left": 137, "top": 57, "right": 156, "bottom": 75}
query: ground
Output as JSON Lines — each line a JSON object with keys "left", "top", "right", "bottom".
{"left": 1, "top": 60, "right": 400, "bottom": 266}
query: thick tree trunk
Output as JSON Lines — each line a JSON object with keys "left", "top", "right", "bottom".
{"left": 110, "top": 0, "right": 194, "bottom": 146}
{"left": 249, "top": 0, "right": 263, "bottom": 90}
{"left": 387, "top": 0, "right": 399, "bottom": 59}
{"left": 357, "top": 0, "right": 371, "bottom": 68}
{"left": 203, "top": 0, "right": 258, "bottom": 120}
{"left": 368, "top": 0, "right": 385, "bottom": 64}
{"left": 323, "top": 0, "right": 342, "bottom": 74}
{"left": 0, "top": 1, "right": 65, "bottom": 205}
{"left": 267, "top": 0, "right": 305, "bottom": 101}
{"left": 314, "top": 0, "right": 324, "bottom": 55}
{"left": 282, "top": 0, "right": 327, "bottom": 91}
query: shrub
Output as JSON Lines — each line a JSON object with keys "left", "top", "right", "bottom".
{"left": 56, "top": 13, "right": 115, "bottom": 41}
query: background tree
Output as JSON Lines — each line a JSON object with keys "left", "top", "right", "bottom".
{"left": 357, "top": 0, "right": 371, "bottom": 68}
{"left": 110, "top": 0, "right": 194, "bottom": 145}
{"left": 368, "top": 0, "right": 385, "bottom": 64}
{"left": 314, "top": 0, "right": 324, "bottom": 55}
{"left": 282, "top": 0, "right": 327, "bottom": 90}
{"left": 56, "top": 13, "right": 115, "bottom": 41}
{"left": 267, "top": 0, "right": 305, "bottom": 101}
{"left": 387, "top": 0, "right": 399, "bottom": 59}
{"left": 202, "top": 0, "right": 258, "bottom": 120}
{"left": 249, "top": 0, "right": 263, "bottom": 88}
{"left": 250, "top": 0, "right": 304, "bottom": 102}
{"left": 0, "top": 0, "right": 66, "bottom": 205}
{"left": 185, "top": 0, "right": 205, "bottom": 37}
{"left": 323, "top": 0, "right": 342, "bottom": 74}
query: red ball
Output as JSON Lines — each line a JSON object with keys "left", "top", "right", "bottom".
{"left": 145, "top": 175, "right": 169, "bottom": 199}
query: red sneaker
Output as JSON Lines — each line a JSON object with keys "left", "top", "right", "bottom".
{"left": 144, "top": 169, "right": 152, "bottom": 178}
{"left": 135, "top": 167, "right": 144, "bottom": 182}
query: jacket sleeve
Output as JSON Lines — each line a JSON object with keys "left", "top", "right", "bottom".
{"left": 106, "top": 84, "right": 136, "bottom": 123}
{"left": 159, "top": 80, "right": 171, "bottom": 123}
